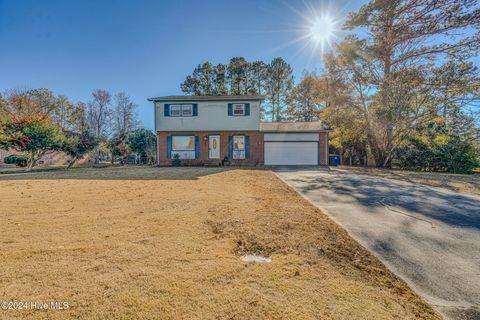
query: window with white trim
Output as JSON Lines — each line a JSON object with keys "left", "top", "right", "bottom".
{"left": 172, "top": 135, "right": 195, "bottom": 159}
{"left": 233, "top": 104, "right": 245, "bottom": 116}
{"left": 182, "top": 105, "right": 193, "bottom": 116}
{"left": 233, "top": 135, "right": 245, "bottom": 159}
{"left": 170, "top": 105, "right": 182, "bottom": 117}
{"left": 170, "top": 104, "right": 193, "bottom": 117}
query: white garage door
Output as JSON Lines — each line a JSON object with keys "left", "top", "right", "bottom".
{"left": 265, "top": 142, "right": 318, "bottom": 165}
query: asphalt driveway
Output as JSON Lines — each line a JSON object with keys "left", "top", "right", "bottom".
{"left": 276, "top": 167, "right": 480, "bottom": 320}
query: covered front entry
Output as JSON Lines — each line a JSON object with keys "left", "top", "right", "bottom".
{"left": 264, "top": 133, "right": 319, "bottom": 165}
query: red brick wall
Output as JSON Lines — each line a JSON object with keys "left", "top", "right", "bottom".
{"left": 157, "top": 131, "right": 264, "bottom": 166}
{"left": 319, "top": 132, "right": 329, "bottom": 165}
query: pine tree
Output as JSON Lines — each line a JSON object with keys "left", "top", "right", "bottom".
{"left": 265, "top": 58, "right": 294, "bottom": 121}
{"left": 227, "top": 57, "right": 248, "bottom": 95}
{"left": 213, "top": 63, "right": 228, "bottom": 95}
{"left": 338, "top": 0, "right": 480, "bottom": 167}
{"left": 247, "top": 61, "right": 268, "bottom": 95}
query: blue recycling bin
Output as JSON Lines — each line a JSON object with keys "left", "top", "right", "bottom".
{"left": 329, "top": 155, "right": 340, "bottom": 166}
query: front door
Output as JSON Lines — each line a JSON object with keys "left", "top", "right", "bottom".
{"left": 209, "top": 135, "right": 220, "bottom": 159}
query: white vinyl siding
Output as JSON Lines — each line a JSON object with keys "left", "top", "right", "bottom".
{"left": 156, "top": 101, "right": 260, "bottom": 131}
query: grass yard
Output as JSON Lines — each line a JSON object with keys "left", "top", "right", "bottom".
{"left": 0, "top": 167, "right": 440, "bottom": 319}
{"left": 340, "top": 166, "right": 480, "bottom": 196}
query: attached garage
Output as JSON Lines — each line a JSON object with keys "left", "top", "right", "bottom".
{"left": 260, "top": 122, "right": 329, "bottom": 166}
{"left": 264, "top": 134, "right": 319, "bottom": 165}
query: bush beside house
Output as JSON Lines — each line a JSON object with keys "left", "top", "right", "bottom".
{"left": 395, "top": 134, "right": 479, "bottom": 174}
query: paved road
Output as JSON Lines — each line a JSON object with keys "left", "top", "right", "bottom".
{"left": 275, "top": 167, "right": 480, "bottom": 320}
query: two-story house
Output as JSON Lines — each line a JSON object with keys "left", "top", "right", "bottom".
{"left": 148, "top": 95, "right": 329, "bottom": 166}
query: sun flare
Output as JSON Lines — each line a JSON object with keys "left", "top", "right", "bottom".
{"left": 306, "top": 12, "right": 340, "bottom": 54}
{"left": 309, "top": 15, "right": 334, "bottom": 45}
{"left": 259, "top": 1, "right": 345, "bottom": 64}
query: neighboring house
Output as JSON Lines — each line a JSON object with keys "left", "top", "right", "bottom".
{"left": 148, "top": 95, "right": 329, "bottom": 166}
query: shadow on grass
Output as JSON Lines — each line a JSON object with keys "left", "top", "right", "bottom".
{"left": 0, "top": 166, "right": 243, "bottom": 181}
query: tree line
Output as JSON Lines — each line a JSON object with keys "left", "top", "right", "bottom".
{"left": 0, "top": 88, "right": 156, "bottom": 170}
{"left": 181, "top": 57, "right": 294, "bottom": 122}
{"left": 1, "top": 0, "right": 478, "bottom": 173}
{"left": 180, "top": 0, "right": 480, "bottom": 173}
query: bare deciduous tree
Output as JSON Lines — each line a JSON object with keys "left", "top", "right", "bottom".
{"left": 87, "top": 89, "right": 112, "bottom": 163}
{"left": 112, "top": 92, "right": 138, "bottom": 139}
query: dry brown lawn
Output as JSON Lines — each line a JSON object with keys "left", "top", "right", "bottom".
{"left": 0, "top": 167, "right": 440, "bottom": 319}
{"left": 339, "top": 166, "right": 480, "bottom": 196}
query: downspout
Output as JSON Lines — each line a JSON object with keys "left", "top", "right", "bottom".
{"left": 326, "top": 131, "right": 329, "bottom": 166}
{"left": 154, "top": 101, "right": 160, "bottom": 166}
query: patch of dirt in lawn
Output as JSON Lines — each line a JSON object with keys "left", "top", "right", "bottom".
{"left": 340, "top": 166, "right": 480, "bottom": 196}
{"left": 0, "top": 168, "right": 440, "bottom": 319}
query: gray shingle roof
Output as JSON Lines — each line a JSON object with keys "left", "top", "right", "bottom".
{"left": 148, "top": 95, "right": 264, "bottom": 102}
{"left": 260, "top": 121, "right": 329, "bottom": 132}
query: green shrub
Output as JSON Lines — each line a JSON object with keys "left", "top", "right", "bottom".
{"left": 171, "top": 153, "right": 181, "bottom": 167}
{"left": 3, "top": 154, "right": 28, "bottom": 167}
{"left": 395, "top": 134, "right": 479, "bottom": 174}
{"left": 437, "top": 136, "right": 479, "bottom": 173}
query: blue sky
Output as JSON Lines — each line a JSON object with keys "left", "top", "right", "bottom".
{"left": 0, "top": 0, "right": 363, "bottom": 129}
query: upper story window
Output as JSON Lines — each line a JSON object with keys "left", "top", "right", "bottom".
{"left": 233, "top": 104, "right": 245, "bottom": 116}
{"left": 182, "top": 105, "right": 193, "bottom": 116}
{"left": 228, "top": 103, "right": 250, "bottom": 116}
{"left": 169, "top": 104, "right": 193, "bottom": 117}
{"left": 170, "top": 105, "right": 182, "bottom": 116}
{"left": 165, "top": 104, "right": 196, "bottom": 117}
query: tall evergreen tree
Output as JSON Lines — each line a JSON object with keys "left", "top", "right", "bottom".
{"left": 265, "top": 57, "right": 294, "bottom": 121}
{"left": 180, "top": 57, "right": 294, "bottom": 120}
{"left": 334, "top": 0, "right": 480, "bottom": 167}
{"left": 213, "top": 63, "right": 228, "bottom": 95}
{"left": 198, "top": 62, "right": 215, "bottom": 95}
{"left": 180, "top": 75, "right": 201, "bottom": 95}
{"left": 432, "top": 60, "right": 480, "bottom": 139}
{"left": 247, "top": 61, "right": 268, "bottom": 95}
{"left": 227, "top": 57, "right": 248, "bottom": 95}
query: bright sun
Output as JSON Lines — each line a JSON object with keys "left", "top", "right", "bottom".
{"left": 264, "top": 2, "right": 344, "bottom": 63}
{"left": 308, "top": 14, "right": 336, "bottom": 51}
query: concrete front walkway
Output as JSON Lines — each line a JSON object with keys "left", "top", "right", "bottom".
{"left": 276, "top": 167, "right": 480, "bottom": 320}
